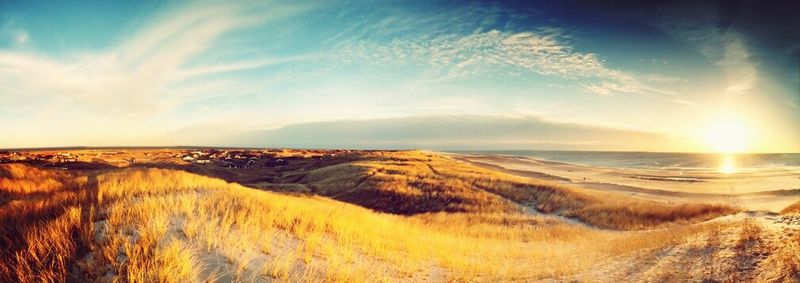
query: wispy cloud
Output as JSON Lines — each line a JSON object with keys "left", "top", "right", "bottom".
{"left": 657, "top": 3, "right": 758, "bottom": 95}
{"left": 13, "top": 30, "right": 27, "bottom": 45}
{"left": 0, "top": 17, "right": 29, "bottom": 47}
{"left": 170, "top": 55, "right": 318, "bottom": 82}
{"left": 718, "top": 36, "right": 757, "bottom": 93}
{"left": 334, "top": 28, "right": 672, "bottom": 97}
{"left": 580, "top": 82, "right": 635, "bottom": 96}
{"left": 0, "top": 2, "right": 311, "bottom": 116}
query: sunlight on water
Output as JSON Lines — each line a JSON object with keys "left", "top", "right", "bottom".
{"left": 719, "top": 154, "right": 736, "bottom": 174}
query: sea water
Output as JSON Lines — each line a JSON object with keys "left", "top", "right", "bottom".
{"left": 452, "top": 150, "right": 800, "bottom": 172}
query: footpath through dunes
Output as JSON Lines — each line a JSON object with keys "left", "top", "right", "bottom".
{"left": 571, "top": 213, "right": 800, "bottom": 282}
{"left": 1, "top": 150, "right": 798, "bottom": 282}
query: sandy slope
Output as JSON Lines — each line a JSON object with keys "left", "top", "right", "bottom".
{"left": 453, "top": 153, "right": 800, "bottom": 281}
{"left": 564, "top": 212, "right": 800, "bottom": 282}
{"left": 453, "top": 154, "right": 800, "bottom": 212}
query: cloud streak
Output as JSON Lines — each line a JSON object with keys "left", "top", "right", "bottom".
{"left": 718, "top": 36, "right": 757, "bottom": 93}
{"left": 334, "top": 29, "right": 671, "bottom": 97}
{"left": 657, "top": 3, "right": 758, "bottom": 95}
{"left": 0, "top": 1, "right": 309, "bottom": 116}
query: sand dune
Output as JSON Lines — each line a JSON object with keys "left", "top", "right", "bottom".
{"left": 2, "top": 149, "right": 799, "bottom": 282}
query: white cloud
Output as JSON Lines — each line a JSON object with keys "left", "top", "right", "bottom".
{"left": 656, "top": 4, "right": 758, "bottom": 95}
{"left": 0, "top": 18, "right": 29, "bottom": 47}
{"left": 670, "top": 99, "right": 699, "bottom": 108}
{"left": 581, "top": 82, "right": 634, "bottom": 96}
{"left": 14, "top": 30, "right": 27, "bottom": 44}
{"left": 718, "top": 36, "right": 757, "bottom": 93}
{"left": 334, "top": 29, "right": 670, "bottom": 97}
{"left": 170, "top": 54, "right": 318, "bottom": 81}
{"left": 0, "top": 2, "right": 309, "bottom": 116}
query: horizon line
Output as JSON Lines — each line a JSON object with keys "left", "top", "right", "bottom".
{"left": 1, "top": 145, "right": 797, "bottom": 155}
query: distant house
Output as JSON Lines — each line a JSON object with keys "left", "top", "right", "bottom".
{"left": 182, "top": 156, "right": 195, "bottom": 161}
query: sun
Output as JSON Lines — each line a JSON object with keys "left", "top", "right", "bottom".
{"left": 704, "top": 117, "right": 750, "bottom": 153}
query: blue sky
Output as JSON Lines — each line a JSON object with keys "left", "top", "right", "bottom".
{"left": 0, "top": 0, "right": 798, "bottom": 152}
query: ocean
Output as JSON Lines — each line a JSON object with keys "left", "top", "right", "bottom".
{"left": 451, "top": 150, "right": 800, "bottom": 171}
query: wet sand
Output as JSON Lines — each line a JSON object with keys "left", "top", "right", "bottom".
{"left": 451, "top": 153, "right": 800, "bottom": 212}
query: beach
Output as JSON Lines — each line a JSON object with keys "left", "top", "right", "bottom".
{"left": 452, "top": 153, "right": 800, "bottom": 212}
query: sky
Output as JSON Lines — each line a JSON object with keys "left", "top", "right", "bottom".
{"left": 0, "top": 0, "right": 798, "bottom": 152}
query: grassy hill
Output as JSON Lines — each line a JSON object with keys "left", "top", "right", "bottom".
{"left": 782, "top": 200, "right": 800, "bottom": 214}
{"left": 252, "top": 151, "right": 738, "bottom": 230}
{"left": 1, "top": 150, "right": 798, "bottom": 282}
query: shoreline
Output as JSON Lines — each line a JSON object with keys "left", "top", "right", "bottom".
{"left": 448, "top": 152, "right": 800, "bottom": 212}
{"left": 446, "top": 151, "right": 800, "bottom": 174}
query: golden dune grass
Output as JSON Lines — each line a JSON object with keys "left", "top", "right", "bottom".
{"left": 0, "top": 163, "right": 70, "bottom": 197}
{"left": 0, "top": 165, "right": 93, "bottom": 281}
{"left": 301, "top": 151, "right": 738, "bottom": 229}
{"left": 0, "top": 152, "right": 743, "bottom": 281}
{"left": 763, "top": 233, "right": 800, "bottom": 282}
{"left": 780, "top": 200, "right": 800, "bottom": 214}
{"left": 0, "top": 165, "right": 721, "bottom": 281}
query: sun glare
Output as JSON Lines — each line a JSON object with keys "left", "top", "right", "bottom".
{"left": 705, "top": 117, "right": 750, "bottom": 153}
{"left": 719, "top": 154, "right": 737, "bottom": 174}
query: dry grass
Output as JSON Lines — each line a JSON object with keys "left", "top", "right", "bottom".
{"left": 565, "top": 202, "right": 738, "bottom": 230}
{"left": 765, "top": 232, "right": 800, "bottom": 282}
{"left": 0, "top": 164, "right": 93, "bottom": 282}
{"left": 754, "top": 222, "right": 800, "bottom": 282}
{"left": 298, "top": 151, "right": 738, "bottom": 230}
{"left": 780, "top": 200, "right": 800, "bottom": 214}
{"left": 0, "top": 151, "right": 745, "bottom": 282}
{"left": 735, "top": 220, "right": 762, "bottom": 250}
{"left": 0, "top": 163, "right": 70, "bottom": 199}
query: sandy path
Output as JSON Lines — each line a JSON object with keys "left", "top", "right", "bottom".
{"left": 565, "top": 212, "right": 800, "bottom": 282}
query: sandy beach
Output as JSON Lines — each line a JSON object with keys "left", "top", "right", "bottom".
{"left": 452, "top": 153, "right": 800, "bottom": 212}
